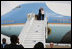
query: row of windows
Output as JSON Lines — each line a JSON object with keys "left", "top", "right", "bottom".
{"left": 1, "top": 20, "right": 14, "bottom": 23}
{"left": 53, "top": 19, "right": 71, "bottom": 22}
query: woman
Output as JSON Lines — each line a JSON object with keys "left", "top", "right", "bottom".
{"left": 38, "top": 8, "right": 44, "bottom": 20}
{"left": 41, "top": 8, "right": 44, "bottom": 20}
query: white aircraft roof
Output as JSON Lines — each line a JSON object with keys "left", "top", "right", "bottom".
{"left": 1, "top": 1, "right": 71, "bottom": 16}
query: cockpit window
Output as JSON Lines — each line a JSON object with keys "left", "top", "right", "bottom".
{"left": 13, "top": 5, "right": 21, "bottom": 10}
{"left": 16, "top": 5, "right": 21, "bottom": 8}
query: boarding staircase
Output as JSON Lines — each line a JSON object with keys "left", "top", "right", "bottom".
{"left": 19, "top": 13, "right": 48, "bottom": 48}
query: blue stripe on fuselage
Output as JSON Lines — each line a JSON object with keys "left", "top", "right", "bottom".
{"left": 1, "top": 3, "right": 71, "bottom": 24}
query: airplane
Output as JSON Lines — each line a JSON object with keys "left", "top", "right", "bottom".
{"left": 1, "top": 2, "right": 71, "bottom": 44}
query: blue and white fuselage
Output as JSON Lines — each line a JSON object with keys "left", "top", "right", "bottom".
{"left": 1, "top": 3, "right": 71, "bottom": 43}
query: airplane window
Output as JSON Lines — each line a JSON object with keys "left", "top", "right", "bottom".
{"left": 13, "top": 5, "right": 21, "bottom": 10}
{"left": 16, "top": 6, "right": 21, "bottom": 8}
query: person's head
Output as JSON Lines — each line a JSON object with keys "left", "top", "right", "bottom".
{"left": 39, "top": 8, "right": 43, "bottom": 11}
{"left": 2, "top": 38, "right": 6, "bottom": 44}
{"left": 10, "top": 35, "right": 19, "bottom": 44}
{"left": 50, "top": 42, "right": 54, "bottom": 48}
{"left": 40, "top": 7, "right": 43, "bottom": 10}
{"left": 34, "top": 42, "right": 44, "bottom": 48}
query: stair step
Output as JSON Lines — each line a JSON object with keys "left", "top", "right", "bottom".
{"left": 19, "top": 20, "right": 46, "bottom": 48}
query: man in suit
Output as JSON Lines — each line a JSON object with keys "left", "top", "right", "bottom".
{"left": 5, "top": 35, "right": 24, "bottom": 48}
{"left": 1, "top": 38, "right": 7, "bottom": 48}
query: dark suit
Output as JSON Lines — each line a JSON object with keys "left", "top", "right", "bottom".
{"left": 38, "top": 9, "right": 41, "bottom": 20}
{"left": 38, "top": 9, "right": 44, "bottom": 20}
{"left": 1, "top": 44, "right": 7, "bottom": 48}
{"left": 5, "top": 43, "right": 24, "bottom": 48}
{"left": 42, "top": 14, "right": 44, "bottom": 20}
{"left": 1, "top": 44, "right": 3, "bottom": 48}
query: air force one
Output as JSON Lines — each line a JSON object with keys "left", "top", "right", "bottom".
{"left": 1, "top": 3, "right": 71, "bottom": 44}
